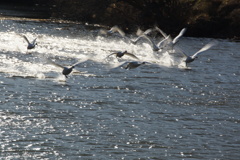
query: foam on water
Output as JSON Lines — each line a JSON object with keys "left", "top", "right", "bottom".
{"left": 1, "top": 19, "right": 240, "bottom": 160}
{"left": 0, "top": 23, "right": 179, "bottom": 79}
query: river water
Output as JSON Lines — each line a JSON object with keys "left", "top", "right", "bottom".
{"left": 0, "top": 18, "right": 240, "bottom": 160}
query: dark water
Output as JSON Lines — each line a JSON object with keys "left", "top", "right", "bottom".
{"left": 0, "top": 18, "right": 240, "bottom": 159}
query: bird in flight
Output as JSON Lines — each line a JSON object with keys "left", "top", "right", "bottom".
{"left": 107, "top": 51, "right": 139, "bottom": 60}
{"left": 114, "top": 61, "right": 150, "bottom": 70}
{"left": 179, "top": 41, "right": 218, "bottom": 67}
{"left": 155, "top": 26, "right": 186, "bottom": 50}
{"left": 47, "top": 58, "right": 84, "bottom": 78}
{"left": 21, "top": 35, "right": 37, "bottom": 51}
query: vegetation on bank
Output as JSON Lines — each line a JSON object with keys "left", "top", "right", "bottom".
{"left": 37, "top": 0, "right": 240, "bottom": 39}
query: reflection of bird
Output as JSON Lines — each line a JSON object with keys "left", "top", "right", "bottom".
{"left": 22, "top": 35, "right": 37, "bottom": 50}
{"left": 179, "top": 41, "right": 217, "bottom": 67}
{"left": 107, "top": 51, "right": 139, "bottom": 60}
{"left": 47, "top": 58, "right": 83, "bottom": 78}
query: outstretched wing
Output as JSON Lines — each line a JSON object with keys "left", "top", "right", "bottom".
{"left": 175, "top": 46, "right": 189, "bottom": 57}
{"left": 111, "top": 61, "right": 130, "bottom": 70}
{"left": 192, "top": 41, "right": 218, "bottom": 59}
{"left": 136, "top": 28, "right": 153, "bottom": 36}
{"left": 141, "top": 35, "right": 159, "bottom": 51}
{"left": 22, "top": 35, "right": 30, "bottom": 44}
{"left": 31, "top": 38, "right": 37, "bottom": 44}
{"left": 172, "top": 28, "right": 186, "bottom": 44}
{"left": 108, "top": 26, "right": 125, "bottom": 37}
{"left": 106, "top": 53, "right": 117, "bottom": 58}
{"left": 155, "top": 26, "right": 168, "bottom": 38}
{"left": 131, "top": 28, "right": 153, "bottom": 44}
{"left": 124, "top": 52, "right": 139, "bottom": 60}
{"left": 130, "top": 35, "right": 144, "bottom": 44}
{"left": 47, "top": 58, "right": 64, "bottom": 69}
{"left": 157, "top": 35, "right": 170, "bottom": 47}
{"left": 72, "top": 59, "right": 89, "bottom": 67}
{"left": 99, "top": 28, "right": 108, "bottom": 35}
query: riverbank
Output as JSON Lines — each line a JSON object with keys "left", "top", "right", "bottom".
{"left": 1, "top": 0, "right": 240, "bottom": 40}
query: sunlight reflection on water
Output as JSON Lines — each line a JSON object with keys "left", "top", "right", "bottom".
{"left": 0, "top": 18, "right": 239, "bottom": 159}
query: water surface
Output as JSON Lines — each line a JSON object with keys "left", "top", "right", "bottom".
{"left": 0, "top": 18, "right": 240, "bottom": 159}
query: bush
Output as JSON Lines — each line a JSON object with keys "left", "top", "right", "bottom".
{"left": 44, "top": 0, "right": 240, "bottom": 38}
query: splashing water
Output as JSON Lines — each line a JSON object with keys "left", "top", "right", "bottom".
{"left": 0, "top": 19, "right": 240, "bottom": 160}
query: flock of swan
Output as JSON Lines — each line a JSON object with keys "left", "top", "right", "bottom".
{"left": 19, "top": 25, "right": 218, "bottom": 78}
{"left": 102, "top": 26, "right": 217, "bottom": 66}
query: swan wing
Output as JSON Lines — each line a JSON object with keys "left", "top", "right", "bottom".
{"left": 192, "top": 41, "right": 217, "bottom": 59}
{"left": 130, "top": 34, "right": 147, "bottom": 44}
{"left": 157, "top": 35, "right": 170, "bottom": 47}
{"left": 143, "top": 28, "right": 153, "bottom": 35}
{"left": 31, "top": 38, "right": 37, "bottom": 44}
{"left": 47, "top": 58, "right": 64, "bottom": 69}
{"left": 22, "top": 35, "right": 30, "bottom": 44}
{"left": 109, "top": 26, "right": 125, "bottom": 37}
{"left": 106, "top": 53, "right": 117, "bottom": 58}
{"left": 155, "top": 26, "right": 168, "bottom": 38}
{"left": 124, "top": 52, "right": 139, "bottom": 60}
{"left": 142, "top": 35, "right": 158, "bottom": 50}
{"left": 172, "top": 28, "right": 186, "bottom": 44}
{"left": 136, "top": 28, "right": 153, "bottom": 36}
{"left": 72, "top": 58, "right": 90, "bottom": 67}
{"left": 99, "top": 29, "right": 108, "bottom": 35}
{"left": 175, "top": 46, "right": 189, "bottom": 57}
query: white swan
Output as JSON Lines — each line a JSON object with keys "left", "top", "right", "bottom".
{"left": 155, "top": 26, "right": 186, "bottom": 50}
{"left": 179, "top": 41, "right": 218, "bottom": 67}
{"left": 22, "top": 35, "right": 37, "bottom": 50}
{"left": 107, "top": 51, "right": 139, "bottom": 60}
{"left": 47, "top": 58, "right": 84, "bottom": 78}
